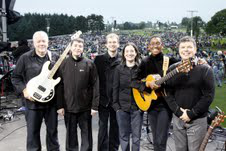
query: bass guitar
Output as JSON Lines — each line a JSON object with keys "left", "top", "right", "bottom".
{"left": 26, "top": 31, "right": 82, "bottom": 103}
{"left": 133, "top": 58, "right": 196, "bottom": 111}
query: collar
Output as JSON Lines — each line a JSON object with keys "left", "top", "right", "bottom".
{"left": 31, "top": 50, "right": 49, "bottom": 59}
{"left": 105, "top": 52, "right": 118, "bottom": 60}
{"left": 122, "top": 62, "right": 138, "bottom": 69}
{"left": 149, "top": 52, "right": 163, "bottom": 61}
{"left": 70, "top": 54, "right": 83, "bottom": 62}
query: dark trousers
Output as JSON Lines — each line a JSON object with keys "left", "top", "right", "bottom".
{"left": 64, "top": 111, "right": 92, "bottom": 151}
{"left": 116, "top": 110, "right": 143, "bottom": 151}
{"left": 98, "top": 105, "right": 119, "bottom": 151}
{"left": 25, "top": 107, "right": 59, "bottom": 151}
{"left": 148, "top": 107, "right": 172, "bottom": 151}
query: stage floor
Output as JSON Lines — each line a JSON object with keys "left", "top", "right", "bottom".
{"left": 0, "top": 96, "right": 225, "bottom": 151}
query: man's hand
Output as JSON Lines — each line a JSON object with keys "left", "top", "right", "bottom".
{"left": 198, "top": 58, "right": 208, "bottom": 65}
{"left": 146, "top": 81, "right": 160, "bottom": 90}
{"left": 179, "top": 108, "right": 191, "bottom": 123}
{"left": 23, "top": 88, "right": 34, "bottom": 101}
{"left": 91, "top": 109, "right": 98, "bottom": 116}
{"left": 152, "top": 74, "right": 161, "bottom": 80}
{"left": 57, "top": 108, "right": 65, "bottom": 116}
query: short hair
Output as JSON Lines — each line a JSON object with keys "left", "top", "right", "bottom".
{"left": 32, "top": 31, "right": 48, "bottom": 42}
{"left": 71, "top": 38, "right": 84, "bottom": 46}
{"left": 122, "top": 42, "right": 140, "bottom": 64}
{"left": 178, "top": 36, "right": 196, "bottom": 48}
{"left": 106, "top": 33, "right": 119, "bottom": 43}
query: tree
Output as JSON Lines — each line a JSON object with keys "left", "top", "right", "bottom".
{"left": 87, "top": 14, "right": 104, "bottom": 32}
{"left": 75, "top": 15, "right": 88, "bottom": 32}
{"left": 186, "top": 16, "right": 204, "bottom": 38}
{"left": 205, "top": 9, "right": 226, "bottom": 35}
{"left": 123, "top": 22, "right": 131, "bottom": 30}
{"left": 139, "top": 22, "right": 146, "bottom": 29}
{"left": 181, "top": 17, "right": 190, "bottom": 27}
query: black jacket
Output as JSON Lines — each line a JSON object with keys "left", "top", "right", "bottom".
{"left": 165, "top": 63, "right": 215, "bottom": 120}
{"left": 131, "top": 52, "right": 178, "bottom": 110}
{"left": 94, "top": 52, "right": 121, "bottom": 107}
{"left": 112, "top": 64, "right": 139, "bottom": 112}
{"left": 11, "top": 50, "right": 59, "bottom": 109}
{"left": 56, "top": 55, "right": 99, "bottom": 113}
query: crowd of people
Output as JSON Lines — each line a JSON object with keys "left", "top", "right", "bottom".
{"left": 3, "top": 31, "right": 225, "bottom": 89}
{"left": 0, "top": 30, "right": 225, "bottom": 151}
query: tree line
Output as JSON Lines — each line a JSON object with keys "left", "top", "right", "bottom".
{"left": 7, "top": 9, "right": 226, "bottom": 41}
{"left": 8, "top": 13, "right": 105, "bottom": 41}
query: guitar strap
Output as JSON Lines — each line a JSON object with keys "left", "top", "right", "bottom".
{"left": 162, "top": 56, "right": 169, "bottom": 96}
{"left": 162, "top": 56, "right": 169, "bottom": 76}
{"left": 47, "top": 50, "right": 52, "bottom": 61}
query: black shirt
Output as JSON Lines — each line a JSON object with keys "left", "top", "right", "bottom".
{"left": 165, "top": 63, "right": 215, "bottom": 120}
{"left": 131, "top": 52, "right": 178, "bottom": 110}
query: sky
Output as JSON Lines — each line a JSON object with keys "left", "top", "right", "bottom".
{"left": 13, "top": 0, "right": 226, "bottom": 24}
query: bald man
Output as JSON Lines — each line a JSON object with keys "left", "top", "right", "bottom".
{"left": 12, "top": 31, "right": 60, "bottom": 151}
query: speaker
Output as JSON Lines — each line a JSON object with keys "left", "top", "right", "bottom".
{"left": 0, "top": 0, "right": 21, "bottom": 25}
{"left": 0, "top": 0, "right": 16, "bottom": 11}
{"left": 7, "top": 10, "right": 21, "bottom": 24}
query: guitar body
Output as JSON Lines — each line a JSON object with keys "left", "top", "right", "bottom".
{"left": 26, "top": 61, "right": 61, "bottom": 103}
{"left": 132, "top": 75, "right": 158, "bottom": 111}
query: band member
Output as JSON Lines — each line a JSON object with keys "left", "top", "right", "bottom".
{"left": 112, "top": 42, "right": 143, "bottom": 151}
{"left": 131, "top": 36, "right": 178, "bottom": 151}
{"left": 94, "top": 33, "right": 121, "bottom": 151}
{"left": 56, "top": 38, "right": 99, "bottom": 151}
{"left": 11, "top": 31, "right": 60, "bottom": 151}
{"left": 165, "top": 36, "right": 215, "bottom": 151}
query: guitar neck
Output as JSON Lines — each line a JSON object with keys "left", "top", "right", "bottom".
{"left": 155, "top": 68, "right": 178, "bottom": 85}
{"left": 48, "top": 44, "right": 71, "bottom": 79}
{"left": 199, "top": 127, "right": 213, "bottom": 151}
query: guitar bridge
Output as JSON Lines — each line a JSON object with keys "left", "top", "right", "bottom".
{"left": 33, "top": 92, "right": 42, "bottom": 100}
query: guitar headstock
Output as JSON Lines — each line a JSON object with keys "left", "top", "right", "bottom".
{"left": 211, "top": 112, "right": 226, "bottom": 128}
{"left": 71, "top": 30, "right": 82, "bottom": 40}
{"left": 176, "top": 59, "right": 192, "bottom": 73}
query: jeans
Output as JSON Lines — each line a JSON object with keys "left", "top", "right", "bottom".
{"left": 116, "top": 110, "right": 143, "bottom": 151}
{"left": 172, "top": 115, "right": 207, "bottom": 151}
{"left": 148, "top": 107, "right": 172, "bottom": 151}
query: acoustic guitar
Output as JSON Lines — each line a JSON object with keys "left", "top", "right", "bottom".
{"left": 133, "top": 58, "right": 196, "bottom": 111}
{"left": 26, "top": 31, "right": 82, "bottom": 103}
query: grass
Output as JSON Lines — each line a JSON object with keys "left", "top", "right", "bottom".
{"left": 210, "top": 78, "right": 226, "bottom": 127}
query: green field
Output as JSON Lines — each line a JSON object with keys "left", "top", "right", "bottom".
{"left": 210, "top": 79, "right": 226, "bottom": 127}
